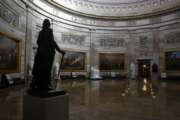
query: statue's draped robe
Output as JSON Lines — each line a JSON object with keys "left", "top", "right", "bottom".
{"left": 32, "top": 28, "right": 61, "bottom": 90}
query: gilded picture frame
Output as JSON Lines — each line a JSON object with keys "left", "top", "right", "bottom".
{"left": 160, "top": 48, "right": 180, "bottom": 72}
{"left": 98, "top": 53, "right": 127, "bottom": 72}
{"left": 61, "top": 51, "right": 87, "bottom": 72}
{"left": 0, "top": 32, "right": 20, "bottom": 73}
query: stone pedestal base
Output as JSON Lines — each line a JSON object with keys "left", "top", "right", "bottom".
{"left": 90, "top": 67, "right": 102, "bottom": 80}
{"left": 23, "top": 92, "right": 69, "bottom": 120}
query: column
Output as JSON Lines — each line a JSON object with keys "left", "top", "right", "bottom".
{"left": 89, "top": 29, "right": 101, "bottom": 79}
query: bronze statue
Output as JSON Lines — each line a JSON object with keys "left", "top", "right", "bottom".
{"left": 29, "top": 19, "right": 65, "bottom": 94}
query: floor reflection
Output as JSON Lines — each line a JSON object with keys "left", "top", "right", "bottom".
{"left": 0, "top": 79, "right": 180, "bottom": 120}
{"left": 121, "top": 77, "right": 158, "bottom": 98}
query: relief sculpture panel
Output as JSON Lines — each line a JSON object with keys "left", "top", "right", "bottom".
{"left": 0, "top": 3, "right": 19, "bottom": 27}
{"left": 139, "top": 36, "right": 151, "bottom": 57}
{"left": 165, "top": 32, "right": 180, "bottom": 44}
{"left": 62, "top": 34, "right": 85, "bottom": 46}
{"left": 99, "top": 38, "right": 125, "bottom": 47}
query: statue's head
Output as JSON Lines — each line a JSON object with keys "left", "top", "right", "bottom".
{"left": 42, "top": 19, "right": 50, "bottom": 29}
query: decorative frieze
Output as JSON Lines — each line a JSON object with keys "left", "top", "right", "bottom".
{"left": 126, "top": 20, "right": 136, "bottom": 26}
{"left": 0, "top": 3, "right": 19, "bottom": 27}
{"left": 62, "top": 34, "right": 86, "bottom": 46}
{"left": 50, "top": 0, "right": 180, "bottom": 17}
{"left": 139, "top": 36, "right": 148, "bottom": 48}
{"left": 150, "top": 17, "right": 161, "bottom": 24}
{"left": 139, "top": 36, "right": 151, "bottom": 57}
{"left": 165, "top": 32, "right": 180, "bottom": 44}
{"left": 29, "top": 0, "right": 180, "bottom": 27}
{"left": 99, "top": 38, "right": 125, "bottom": 47}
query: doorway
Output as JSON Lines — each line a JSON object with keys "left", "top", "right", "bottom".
{"left": 137, "top": 59, "right": 151, "bottom": 78}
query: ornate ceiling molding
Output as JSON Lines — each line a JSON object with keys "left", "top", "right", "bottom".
{"left": 79, "top": 0, "right": 145, "bottom": 5}
{"left": 47, "top": 0, "right": 180, "bottom": 19}
{"left": 22, "top": 0, "right": 180, "bottom": 29}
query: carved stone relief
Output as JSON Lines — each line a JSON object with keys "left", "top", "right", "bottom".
{"left": 126, "top": 20, "right": 136, "bottom": 26}
{"left": 152, "top": 31, "right": 160, "bottom": 52}
{"left": 139, "top": 36, "right": 148, "bottom": 48}
{"left": 0, "top": 3, "right": 19, "bottom": 27}
{"left": 150, "top": 17, "right": 161, "bottom": 24}
{"left": 99, "top": 38, "right": 125, "bottom": 48}
{"left": 50, "top": 0, "right": 180, "bottom": 17}
{"left": 139, "top": 36, "right": 151, "bottom": 57}
{"left": 165, "top": 32, "right": 180, "bottom": 44}
{"left": 61, "top": 34, "right": 86, "bottom": 46}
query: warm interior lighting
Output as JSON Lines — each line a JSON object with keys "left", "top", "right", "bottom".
{"left": 142, "top": 78, "right": 147, "bottom": 91}
{"left": 142, "top": 84, "right": 147, "bottom": 91}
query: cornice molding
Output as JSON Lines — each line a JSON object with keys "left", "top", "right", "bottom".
{"left": 17, "top": 0, "right": 180, "bottom": 31}
{"left": 47, "top": 0, "right": 180, "bottom": 20}
{"left": 80, "top": 0, "right": 145, "bottom": 5}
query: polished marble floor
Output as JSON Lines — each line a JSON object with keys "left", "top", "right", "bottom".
{"left": 0, "top": 78, "right": 180, "bottom": 120}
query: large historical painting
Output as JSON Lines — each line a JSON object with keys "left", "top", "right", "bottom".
{"left": 61, "top": 51, "right": 86, "bottom": 71}
{"left": 99, "top": 53, "right": 125, "bottom": 71}
{"left": 0, "top": 32, "right": 20, "bottom": 73}
{"left": 165, "top": 51, "right": 180, "bottom": 70}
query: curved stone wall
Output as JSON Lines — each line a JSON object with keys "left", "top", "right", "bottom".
{"left": 21, "top": 0, "right": 180, "bottom": 27}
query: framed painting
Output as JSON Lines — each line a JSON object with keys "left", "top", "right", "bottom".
{"left": 99, "top": 53, "right": 125, "bottom": 71}
{"left": 0, "top": 32, "right": 20, "bottom": 73}
{"left": 165, "top": 50, "right": 180, "bottom": 71}
{"left": 61, "top": 51, "right": 86, "bottom": 71}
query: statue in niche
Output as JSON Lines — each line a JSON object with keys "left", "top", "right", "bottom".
{"left": 28, "top": 19, "right": 65, "bottom": 96}
{"left": 130, "top": 62, "right": 136, "bottom": 80}
{"left": 151, "top": 62, "right": 159, "bottom": 92}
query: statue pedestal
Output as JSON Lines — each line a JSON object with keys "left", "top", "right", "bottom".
{"left": 23, "top": 91, "right": 69, "bottom": 120}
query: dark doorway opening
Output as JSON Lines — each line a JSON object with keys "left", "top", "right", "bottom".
{"left": 137, "top": 59, "right": 151, "bottom": 78}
